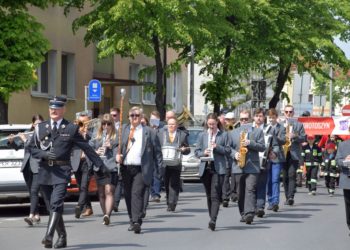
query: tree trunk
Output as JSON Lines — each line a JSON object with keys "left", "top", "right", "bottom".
{"left": 0, "top": 96, "right": 8, "bottom": 124}
{"left": 152, "top": 34, "right": 166, "bottom": 120}
{"left": 269, "top": 62, "right": 291, "bottom": 108}
{"left": 213, "top": 45, "right": 232, "bottom": 115}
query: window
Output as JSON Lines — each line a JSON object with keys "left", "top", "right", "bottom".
{"left": 61, "top": 53, "right": 75, "bottom": 98}
{"left": 129, "top": 64, "right": 141, "bottom": 104}
{"left": 143, "top": 70, "right": 156, "bottom": 105}
{"left": 32, "top": 50, "right": 57, "bottom": 97}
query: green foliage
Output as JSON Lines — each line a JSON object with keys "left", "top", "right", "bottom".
{"left": 0, "top": 7, "right": 49, "bottom": 102}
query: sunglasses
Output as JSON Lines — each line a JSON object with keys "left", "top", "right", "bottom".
{"left": 240, "top": 118, "right": 249, "bottom": 122}
{"left": 102, "top": 122, "right": 112, "bottom": 126}
{"left": 285, "top": 110, "right": 293, "bottom": 114}
{"left": 130, "top": 114, "right": 140, "bottom": 118}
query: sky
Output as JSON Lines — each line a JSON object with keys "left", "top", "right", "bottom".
{"left": 335, "top": 37, "right": 350, "bottom": 59}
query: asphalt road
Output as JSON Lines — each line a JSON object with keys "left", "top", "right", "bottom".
{"left": 0, "top": 182, "right": 349, "bottom": 250}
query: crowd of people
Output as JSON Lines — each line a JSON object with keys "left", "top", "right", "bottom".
{"left": 7, "top": 97, "right": 350, "bottom": 248}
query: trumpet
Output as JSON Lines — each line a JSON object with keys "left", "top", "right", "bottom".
{"left": 0, "top": 131, "right": 34, "bottom": 142}
{"left": 74, "top": 118, "right": 100, "bottom": 129}
{"left": 225, "top": 123, "right": 234, "bottom": 131}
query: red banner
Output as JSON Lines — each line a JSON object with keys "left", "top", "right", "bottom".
{"left": 298, "top": 116, "right": 350, "bottom": 136}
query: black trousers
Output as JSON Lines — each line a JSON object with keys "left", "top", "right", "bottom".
{"left": 325, "top": 175, "right": 336, "bottom": 191}
{"left": 74, "top": 160, "right": 92, "bottom": 209}
{"left": 41, "top": 183, "right": 67, "bottom": 214}
{"left": 201, "top": 168, "right": 224, "bottom": 222}
{"left": 306, "top": 165, "right": 318, "bottom": 191}
{"left": 114, "top": 176, "right": 124, "bottom": 208}
{"left": 22, "top": 165, "right": 41, "bottom": 214}
{"left": 222, "top": 167, "right": 231, "bottom": 201}
{"left": 282, "top": 154, "right": 298, "bottom": 200}
{"left": 164, "top": 166, "right": 181, "bottom": 206}
{"left": 121, "top": 165, "right": 146, "bottom": 224}
{"left": 235, "top": 173, "right": 258, "bottom": 216}
{"left": 344, "top": 189, "right": 350, "bottom": 231}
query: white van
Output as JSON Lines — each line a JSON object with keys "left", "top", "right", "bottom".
{"left": 0, "top": 124, "right": 32, "bottom": 204}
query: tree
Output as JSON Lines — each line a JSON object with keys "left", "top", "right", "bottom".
{"left": 243, "top": 0, "right": 350, "bottom": 108}
{"left": 64, "top": 0, "right": 234, "bottom": 119}
{"left": 0, "top": 1, "right": 56, "bottom": 124}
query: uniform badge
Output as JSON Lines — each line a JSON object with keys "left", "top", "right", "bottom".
{"left": 45, "top": 136, "right": 48, "bottom": 140}
{"left": 61, "top": 124, "right": 66, "bottom": 129}
{"left": 45, "top": 124, "right": 49, "bottom": 129}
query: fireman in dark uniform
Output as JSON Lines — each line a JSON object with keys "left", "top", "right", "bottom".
{"left": 301, "top": 135, "right": 323, "bottom": 195}
{"left": 321, "top": 142, "right": 338, "bottom": 196}
{"left": 29, "top": 96, "right": 109, "bottom": 249}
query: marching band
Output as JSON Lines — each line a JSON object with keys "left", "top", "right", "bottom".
{"left": 7, "top": 95, "right": 350, "bottom": 248}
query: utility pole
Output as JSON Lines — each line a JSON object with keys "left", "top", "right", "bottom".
{"left": 190, "top": 44, "right": 195, "bottom": 115}
{"left": 329, "top": 66, "right": 333, "bottom": 116}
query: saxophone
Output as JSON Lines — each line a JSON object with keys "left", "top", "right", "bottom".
{"left": 238, "top": 130, "right": 248, "bottom": 168}
{"left": 282, "top": 123, "right": 291, "bottom": 158}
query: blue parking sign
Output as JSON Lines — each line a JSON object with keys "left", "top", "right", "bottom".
{"left": 88, "top": 79, "right": 101, "bottom": 102}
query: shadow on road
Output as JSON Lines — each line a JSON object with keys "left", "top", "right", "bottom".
{"left": 69, "top": 243, "right": 146, "bottom": 249}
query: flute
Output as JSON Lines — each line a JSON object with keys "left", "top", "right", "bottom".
{"left": 0, "top": 131, "right": 34, "bottom": 142}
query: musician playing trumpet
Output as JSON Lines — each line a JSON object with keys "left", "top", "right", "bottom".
{"left": 227, "top": 109, "right": 265, "bottom": 225}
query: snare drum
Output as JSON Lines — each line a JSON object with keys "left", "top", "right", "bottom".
{"left": 162, "top": 146, "right": 182, "bottom": 166}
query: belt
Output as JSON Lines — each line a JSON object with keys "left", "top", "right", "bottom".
{"left": 125, "top": 165, "right": 141, "bottom": 168}
{"left": 46, "top": 160, "right": 70, "bottom": 167}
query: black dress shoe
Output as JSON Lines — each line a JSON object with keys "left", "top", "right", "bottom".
{"left": 222, "top": 200, "right": 229, "bottom": 208}
{"left": 208, "top": 220, "right": 216, "bottom": 231}
{"left": 287, "top": 198, "right": 294, "bottom": 206}
{"left": 54, "top": 235, "right": 67, "bottom": 249}
{"left": 43, "top": 237, "right": 53, "bottom": 248}
{"left": 140, "top": 212, "right": 146, "bottom": 218}
{"left": 256, "top": 209, "right": 265, "bottom": 218}
{"left": 74, "top": 206, "right": 81, "bottom": 219}
{"left": 113, "top": 206, "right": 119, "bottom": 212}
{"left": 133, "top": 223, "right": 141, "bottom": 234}
{"left": 272, "top": 204, "right": 279, "bottom": 212}
{"left": 245, "top": 214, "right": 254, "bottom": 225}
{"left": 24, "top": 217, "right": 34, "bottom": 226}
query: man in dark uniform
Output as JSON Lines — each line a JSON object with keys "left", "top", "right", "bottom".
{"left": 29, "top": 97, "right": 108, "bottom": 248}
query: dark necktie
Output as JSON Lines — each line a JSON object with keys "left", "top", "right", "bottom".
{"left": 52, "top": 121, "right": 58, "bottom": 136}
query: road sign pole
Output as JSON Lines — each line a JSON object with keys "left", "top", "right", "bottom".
{"left": 84, "top": 86, "right": 88, "bottom": 112}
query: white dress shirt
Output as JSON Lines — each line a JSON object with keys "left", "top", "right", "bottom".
{"left": 124, "top": 124, "right": 143, "bottom": 166}
{"left": 51, "top": 119, "right": 63, "bottom": 130}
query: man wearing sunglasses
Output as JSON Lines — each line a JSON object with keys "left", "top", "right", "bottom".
{"left": 228, "top": 109, "right": 265, "bottom": 224}
{"left": 110, "top": 107, "right": 120, "bottom": 131}
{"left": 116, "top": 106, "right": 163, "bottom": 234}
{"left": 280, "top": 105, "right": 306, "bottom": 206}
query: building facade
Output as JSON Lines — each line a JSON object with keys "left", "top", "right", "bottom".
{"left": 8, "top": 5, "right": 188, "bottom": 123}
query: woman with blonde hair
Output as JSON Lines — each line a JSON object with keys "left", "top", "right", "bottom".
{"left": 89, "top": 113, "right": 118, "bottom": 225}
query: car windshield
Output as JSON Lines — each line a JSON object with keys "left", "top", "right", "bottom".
{"left": 0, "top": 130, "right": 27, "bottom": 150}
{"left": 187, "top": 129, "right": 202, "bottom": 147}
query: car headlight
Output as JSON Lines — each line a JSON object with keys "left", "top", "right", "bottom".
{"left": 186, "top": 156, "right": 200, "bottom": 163}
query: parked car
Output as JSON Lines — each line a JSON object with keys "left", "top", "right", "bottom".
{"left": 181, "top": 126, "right": 203, "bottom": 181}
{"left": 0, "top": 124, "right": 32, "bottom": 204}
{"left": 66, "top": 172, "right": 98, "bottom": 198}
